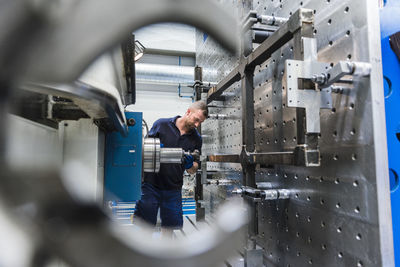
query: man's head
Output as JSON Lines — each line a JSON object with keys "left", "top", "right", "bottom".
{"left": 182, "top": 101, "right": 208, "bottom": 131}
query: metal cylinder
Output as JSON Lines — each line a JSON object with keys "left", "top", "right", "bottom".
{"left": 143, "top": 138, "right": 160, "bottom": 172}
{"left": 136, "top": 63, "right": 194, "bottom": 86}
{"left": 252, "top": 30, "right": 273, "bottom": 44}
{"left": 258, "top": 15, "right": 288, "bottom": 26}
{"left": 160, "top": 147, "right": 184, "bottom": 164}
{"left": 263, "top": 190, "right": 279, "bottom": 200}
{"left": 208, "top": 114, "right": 228, "bottom": 120}
{"left": 278, "top": 189, "right": 290, "bottom": 199}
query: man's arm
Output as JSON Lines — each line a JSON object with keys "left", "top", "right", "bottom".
{"left": 147, "top": 120, "right": 161, "bottom": 138}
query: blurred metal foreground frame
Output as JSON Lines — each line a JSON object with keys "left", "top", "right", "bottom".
{"left": 0, "top": 0, "right": 247, "bottom": 267}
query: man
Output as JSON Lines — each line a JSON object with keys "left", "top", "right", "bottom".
{"left": 134, "top": 101, "right": 208, "bottom": 235}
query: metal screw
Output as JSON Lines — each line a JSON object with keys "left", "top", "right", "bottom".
{"left": 127, "top": 118, "right": 136, "bottom": 126}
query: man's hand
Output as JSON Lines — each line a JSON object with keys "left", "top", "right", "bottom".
{"left": 186, "top": 162, "right": 198, "bottom": 174}
{"left": 183, "top": 155, "right": 194, "bottom": 169}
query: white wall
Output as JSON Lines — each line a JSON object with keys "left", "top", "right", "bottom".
{"left": 126, "top": 90, "right": 193, "bottom": 130}
{"left": 60, "top": 119, "right": 103, "bottom": 203}
{"left": 5, "top": 115, "right": 103, "bottom": 204}
{"left": 5, "top": 114, "right": 63, "bottom": 169}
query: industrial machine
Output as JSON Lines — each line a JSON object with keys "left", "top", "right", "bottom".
{"left": 105, "top": 114, "right": 200, "bottom": 203}
{"left": 0, "top": 0, "right": 396, "bottom": 267}
{"left": 196, "top": 0, "right": 393, "bottom": 266}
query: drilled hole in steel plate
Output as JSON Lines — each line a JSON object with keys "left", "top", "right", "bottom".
{"left": 355, "top": 206, "right": 360, "bottom": 213}
{"left": 350, "top": 129, "right": 356, "bottom": 135}
{"left": 353, "top": 180, "right": 359, "bottom": 187}
{"left": 338, "top": 252, "right": 343, "bottom": 258}
{"left": 384, "top": 76, "right": 393, "bottom": 98}
{"left": 336, "top": 202, "right": 341, "bottom": 208}
{"left": 356, "top": 233, "right": 362, "bottom": 240}
{"left": 352, "top": 154, "right": 357, "bottom": 160}
{"left": 321, "top": 221, "right": 326, "bottom": 228}
{"left": 321, "top": 244, "right": 327, "bottom": 250}
{"left": 389, "top": 168, "right": 399, "bottom": 192}
{"left": 337, "top": 227, "right": 342, "bottom": 233}
{"left": 344, "top": 6, "right": 349, "bottom": 12}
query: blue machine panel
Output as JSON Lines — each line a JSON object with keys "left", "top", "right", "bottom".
{"left": 104, "top": 112, "right": 142, "bottom": 203}
{"left": 383, "top": 35, "right": 400, "bottom": 267}
{"left": 381, "top": 1, "right": 400, "bottom": 265}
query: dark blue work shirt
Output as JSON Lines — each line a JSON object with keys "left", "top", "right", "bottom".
{"left": 144, "top": 116, "right": 202, "bottom": 190}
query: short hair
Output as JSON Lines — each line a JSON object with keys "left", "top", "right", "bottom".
{"left": 189, "top": 100, "right": 208, "bottom": 117}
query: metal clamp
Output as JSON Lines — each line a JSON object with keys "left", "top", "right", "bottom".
{"left": 232, "top": 186, "right": 291, "bottom": 201}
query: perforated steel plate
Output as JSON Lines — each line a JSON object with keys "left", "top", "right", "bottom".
{"left": 197, "top": 0, "right": 393, "bottom": 266}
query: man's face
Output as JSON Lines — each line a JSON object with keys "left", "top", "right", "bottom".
{"left": 184, "top": 109, "right": 206, "bottom": 130}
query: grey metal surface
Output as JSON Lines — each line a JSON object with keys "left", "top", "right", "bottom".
{"left": 197, "top": 0, "right": 393, "bottom": 266}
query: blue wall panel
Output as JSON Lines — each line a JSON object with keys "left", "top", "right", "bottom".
{"left": 104, "top": 112, "right": 142, "bottom": 203}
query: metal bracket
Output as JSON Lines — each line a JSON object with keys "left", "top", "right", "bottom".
{"left": 285, "top": 38, "right": 331, "bottom": 133}
{"left": 285, "top": 37, "right": 371, "bottom": 133}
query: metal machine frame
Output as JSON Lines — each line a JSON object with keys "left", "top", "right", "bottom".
{"left": 198, "top": 0, "right": 393, "bottom": 266}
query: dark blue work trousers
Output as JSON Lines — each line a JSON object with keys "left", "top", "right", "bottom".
{"left": 134, "top": 182, "right": 183, "bottom": 229}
